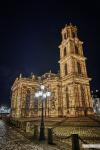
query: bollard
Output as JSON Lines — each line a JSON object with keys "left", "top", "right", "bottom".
{"left": 72, "top": 134, "right": 80, "bottom": 150}
{"left": 34, "top": 125, "right": 38, "bottom": 139}
{"left": 48, "top": 128, "right": 53, "bottom": 145}
{"left": 26, "top": 122, "right": 30, "bottom": 133}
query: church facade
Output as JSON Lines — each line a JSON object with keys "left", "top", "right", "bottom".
{"left": 11, "top": 24, "right": 94, "bottom": 118}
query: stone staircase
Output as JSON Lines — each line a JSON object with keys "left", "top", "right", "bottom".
{"left": 13, "top": 115, "right": 100, "bottom": 129}
{"left": 52, "top": 116, "right": 100, "bottom": 146}
{"left": 56, "top": 116, "right": 100, "bottom": 127}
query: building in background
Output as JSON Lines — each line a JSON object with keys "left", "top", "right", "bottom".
{"left": 11, "top": 24, "right": 94, "bottom": 118}
{"left": 0, "top": 106, "right": 11, "bottom": 118}
{"left": 0, "top": 106, "right": 10, "bottom": 114}
{"left": 91, "top": 90, "right": 100, "bottom": 115}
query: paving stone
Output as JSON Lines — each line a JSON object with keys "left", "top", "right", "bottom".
{"left": 0, "top": 120, "right": 60, "bottom": 150}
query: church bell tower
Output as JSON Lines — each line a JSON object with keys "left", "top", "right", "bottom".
{"left": 59, "top": 23, "right": 94, "bottom": 117}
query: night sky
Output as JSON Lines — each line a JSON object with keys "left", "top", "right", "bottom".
{"left": 0, "top": 0, "right": 100, "bottom": 107}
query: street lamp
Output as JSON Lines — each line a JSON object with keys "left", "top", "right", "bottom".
{"left": 35, "top": 85, "right": 51, "bottom": 141}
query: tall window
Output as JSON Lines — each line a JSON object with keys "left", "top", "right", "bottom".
{"left": 72, "top": 32, "right": 75, "bottom": 38}
{"left": 64, "top": 63, "right": 68, "bottom": 75}
{"left": 64, "top": 47, "right": 67, "bottom": 56}
{"left": 80, "top": 86, "right": 85, "bottom": 107}
{"left": 67, "top": 30, "right": 70, "bottom": 37}
{"left": 80, "top": 85, "right": 87, "bottom": 115}
{"left": 66, "top": 87, "right": 69, "bottom": 108}
{"left": 77, "top": 62, "right": 81, "bottom": 74}
{"left": 25, "top": 90, "right": 30, "bottom": 113}
{"left": 34, "top": 98, "right": 38, "bottom": 112}
{"left": 75, "top": 45, "right": 79, "bottom": 54}
{"left": 64, "top": 33, "right": 67, "bottom": 39}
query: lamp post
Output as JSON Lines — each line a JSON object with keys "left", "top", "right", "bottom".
{"left": 35, "top": 85, "right": 51, "bottom": 141}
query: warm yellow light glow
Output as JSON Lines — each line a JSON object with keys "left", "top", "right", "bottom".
{"left": 41, "top": 85, "right": 45, "bottom": 90}
{"left": 11, "top": 23, "right": 94, "bottom": 118}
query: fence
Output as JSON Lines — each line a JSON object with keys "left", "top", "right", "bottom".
{"left": 47, "top": 128, "right": 97, "bottom": 150}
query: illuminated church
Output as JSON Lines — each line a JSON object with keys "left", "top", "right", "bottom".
{"left": 11, "top": 23, "right": 94, "bottom": 118}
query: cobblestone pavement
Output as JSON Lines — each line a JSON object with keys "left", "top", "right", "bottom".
{"left": 0, "top": 120, "right": 60, "bottom": 150}
{"left": 53, "top": 126, "right": 100, "bottom": 138}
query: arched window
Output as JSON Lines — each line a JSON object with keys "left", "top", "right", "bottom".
{"left": 80, "top": 85, "right": 87, "bottom": 115}
{"left": 64, "top": 47, "right": 67, "bottom": 56}
{"left": 80, "top": 86, "right": 85, "bottom": 107}
{"left": 75, "top": 45, "right": 79, "bottom": 54}
{"left": 67, "top": 30, "right": 70, "bottom": 37}
{"left": 64, "top": 63, "right": 68, "bottom": 75}
{"left": 64, "top": 33, "right": 66, "bottom": 39}
{"left": 66, "top": 87, "right": 69, "bottom": 108}
{"left": 25, "top": 90, "right": 30, "bottom": 113}
{"left": 72, "top": 32, "right": 75, "bottom": 38}
{"left": 34, "top": 97, "right": 38, "bottom": 112}
{"left": 77, "top": 62, "right": 81, "bottom": 74}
